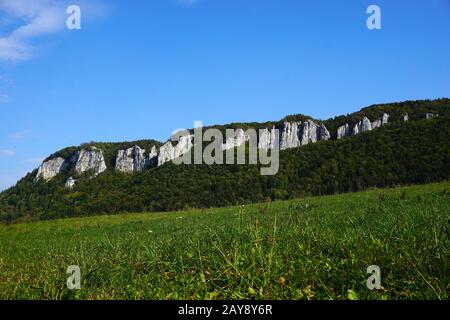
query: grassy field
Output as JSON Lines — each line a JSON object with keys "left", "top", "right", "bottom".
{"left": 0, "top": 182, "right": 448, "bottom": 300}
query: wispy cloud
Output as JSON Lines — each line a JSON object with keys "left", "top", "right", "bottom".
{"left": 0, "top": 0, "right": 109, "bottom": 62}
{"left": 0, "top": 148, "right": 16, "bottom": 156}
{"left": 0, "top": 0, "right": 67, "bottom": 61}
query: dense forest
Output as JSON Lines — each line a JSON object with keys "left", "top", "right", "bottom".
{"left": 0, "top": 99, "right": 449, "bottom": 223}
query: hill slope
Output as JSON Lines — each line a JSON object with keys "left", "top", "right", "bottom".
{"left": 0, "top": 98, "right": 449, "bottom": 223}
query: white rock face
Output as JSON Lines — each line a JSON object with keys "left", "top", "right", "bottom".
{"left": 300, "top": 120, "right": 318, "bottom": 145}
{"left": 158, "top": 134, "right": 193, "bottom": 166}
{"left": 116, "top": 145, "right": 149, "bottom": 173}
{"left": 158, "top": 142, "right": 175, "bottom": 166}
{"left": 337, "top": 123, "right": 350, "bottom": 139}
{"left": 352, "top": 117, "right": 372, "bottom": 136}
{"left": 339, "top": 113, "right": 389, "bottom": 139}
{"left": 258, "top": 127, "right": 277, "bottom": 150}
{"left": 319, "top": 123, "right": 331, "bottom": 141}
{"left": 280, "top": 122, "right": 301, "bottom": 150}
{"left": 36, "top": 157, "right": 67, "bottom": 182}
{"left": 404, "top": 113, "right": 409, "bottom": 122}
{"left": 372, "top": 113, "right": 390, "bottom": 129}
{"left": 371, "top": 119, "right": 382, "bottom": 129}
{"left": 65, "top": 177, "right": 77, "bottom": 188}
{"left": 74, "top": 147, "right": 107, "bottom": 176}
{"left": 426, "top": 113, "right": 438, "bottom": 119}
{"left": 149, "top": 146, "right": 158, "bottom": 160}
{"left": 222, "top": 129, "right": 250, "bottom": 151}
{"left": 352, "top": 114, "right": 389, "bottom": 135}
{"left": 360, "top": 116, "right": 373, "bottom": 132}
{"left": 174, "top": 134, "right": 193, "bottom": 158}
{"left": 145, "top": 145, "right": 158, "bottom": 167}
{"left": 280, "top": 120, "right": 330, "bottom": 150}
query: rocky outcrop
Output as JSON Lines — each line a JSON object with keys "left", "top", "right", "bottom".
{"left": 371, "top": 119, "right": 382, "bottom": 129}
{"left": 149, "top": 146, "right": 158, "bottom": 161}
{"left": 174, "top": 134, "right": 193, "bottom": 158}
{"left": 337, "top": 123, "right": 350, "bottom": 140}
{"left": 65, "top": 177, "right": 77, "bottom": 188}
{"left": 222, "top": 129, "right": 250, "bottom": 151}
{"left": 158, "top": 142, "right": 175, "bottom": 166}
{"left": 280, "top": 120, "right": 330, "bottom": 150}
{"left": 34, "top": 111, "right": 408, "bottom": 185}
{"left": 158, "top": 134, "right": 193, "bottom": 166}
{"left": 372, "top": 113, "right": 389, "bottom": 129}
{"left": 116, "top": 145, "right": 156, "bottom": 173}
{"left": 303, "top": 121, "right": 330, "bottom": 144}
{"left": 258, "top": 127, "right": 277, "bottom": 150}
{"left": 280, "top": 122, "right": 301, "bottom": 150}
{"left": 404, "top": 113, "right": 409, "bottom": 122}
{"left": 426, "top": 113, "right": 438, "bottom": 119}
{"left": 74, "top": 147, "right": 107, "bottom": 176}
{"left": 35, "top": 157, "right": 67, "bottom": 182}
{"left": 319, "top": 123, "right": 331, "bottom": 141}
{"left": 351, "top": 113, "right": 389, "bottom": 136}
{"left": 352, "top": 117, "right": 372, "bottom": 136}
{"left": 300, "top": 120, "right": 318, "bottom": 145}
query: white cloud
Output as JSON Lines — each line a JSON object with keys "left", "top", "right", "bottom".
{"left": 0, "top": 148, "right": 16, "bottom": 156}
{"left": 0, "top": 0, "right": 66, "bottom": 61}
{"left": 0, "top": 0, "right": 109, "bottom": 62}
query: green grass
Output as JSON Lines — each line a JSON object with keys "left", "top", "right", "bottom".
{"left": 0, "top": 182, "right": 448, "bottom": 300}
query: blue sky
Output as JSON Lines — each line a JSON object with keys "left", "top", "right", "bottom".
{"left": 0, "top": 0, "right": 449, "bottom": 190}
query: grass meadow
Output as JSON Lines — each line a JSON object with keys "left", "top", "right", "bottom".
{"left": 0, "top": 182, "right": 448, "bottom": 300}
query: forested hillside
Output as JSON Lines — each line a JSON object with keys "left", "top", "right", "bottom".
{"left": 0, "top": 99, "right": 449, "bottom": 223}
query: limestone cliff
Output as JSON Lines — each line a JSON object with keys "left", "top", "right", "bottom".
{"left": 280, "top": 120, "right": 330, "bottom": 150}
{"left": 337, "top": 123, "right": 350, "bottom": 140}
{"left": 158, "top": 134, "right": 193, "bottom": 166}
{"left": 222, "top": 129, "right": 250, "bottom": 151}
{"left": 35, "top": 157, "right": 67, "bottom": 182}
{"left": 32, "top": 108, "right": 442, "bottom": 186}
{"left": 116, "top": 145, "right": 157, "bottom": 173}
{"left": 339, "top": 113, "right": 390, "bottom": 139}
{"left": 258, "top": 127, "right": 277, "bottom": 150}
{"left": 74, "top": 147, "right": 107, "bottom": 176}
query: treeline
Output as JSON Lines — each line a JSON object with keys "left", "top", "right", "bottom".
{"left": 0, "top": 99, "right": 449, "bottom": 223}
